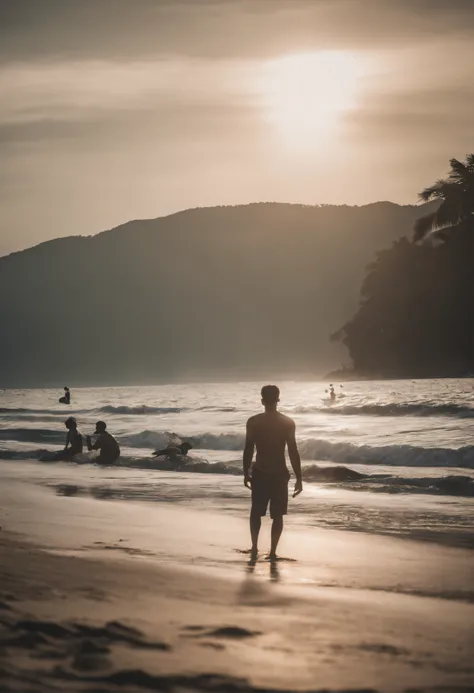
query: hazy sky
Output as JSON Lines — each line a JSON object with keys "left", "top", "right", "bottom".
{"left": 1, "top": 0, "right": 473, "bottom": 255}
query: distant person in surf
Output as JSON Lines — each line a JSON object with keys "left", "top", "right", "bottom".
{"left": 59, "top": 386, "right": 70, "bottom": 405}
{"left": 243, "top": 385, "right": 303, "bottom": 563}
{"left": 153, "top": 443, "right": 193, "bottom": 468}
{"left": 329, "top": 385, "right": 336, "bottom": 402}
{"left": 86, "top": 421, "right": 121, "bottom": 465}
{"left": 53, "top": 417, "right": 83, "bottom": 460}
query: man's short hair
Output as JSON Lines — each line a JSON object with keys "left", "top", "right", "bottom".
{"left": 261, "top": 385, "right": 280, "bottom": 404}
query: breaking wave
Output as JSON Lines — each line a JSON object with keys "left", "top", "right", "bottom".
{"left": 3, "top": 427, "right": 474, "bottom": 469}
{"left": 298, "top": 402, "right": 474, "bottom": 418}
{"left": 98, "top": 405, "right": 182, "bottom": 415}
{"left": 2, "top": 446, "right": 473, "bottom": 497}
{"left": 121, "top": 429, "right": 474, "bottom": 469}
{"left": 298, "top": 438, "right": 474, "bottom": 469}
{"left": 4, "top": 401, "right": 474, "bottom": 420}
{"left": 120, "top": 430, "right": 245, "bottom": 451}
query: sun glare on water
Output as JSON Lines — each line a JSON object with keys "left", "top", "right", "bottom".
{"left": 261, "top": 51, "right": 364, "bottom": 148}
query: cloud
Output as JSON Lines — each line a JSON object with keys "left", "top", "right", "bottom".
{"left": 0, "top": 58, "right": 262, "bottom": 146}
{"left": 1, "top": 0, "right": 474, "bottom": 63}
{"left": 347, "top": 86, "right": 474, "bottom": 142}
{"left": 1, "top": 0, "right": 474, "bottom": 256}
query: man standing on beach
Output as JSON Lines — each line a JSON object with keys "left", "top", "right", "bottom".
{"left": 243, "top": 385, "right": 303, "bottom": 561}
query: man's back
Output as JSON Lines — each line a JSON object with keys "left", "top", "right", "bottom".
{"left": 248, "top": 411, "right": 294, "bottom": 474}
{"left": 68, "top": 429, "right": 83, "bottom": 455}
{"left": 97, "top": 431, "right": 120, "bottom": 459}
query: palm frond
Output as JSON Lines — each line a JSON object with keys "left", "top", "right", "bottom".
{"left": 413, "top": 212, "right": 437, "bottom": 242}
{"left": 465, "top": 153, "right": 474, "bottom": 171}
{"left": 414, "top": 155, "right": 474, "bottom": 241}
{"left": 448, "top": 158, "right": 469, "bottom": 184}
{"left": 418, "top": 179, "right": 465, "bottom": 203}
{"left": 414, "top": 201, "right": 463, "bottom": 242}
{"left": 418, "top": 179, "right": 447, "bottom": 201}
{"left": 434, "top": 199, "right": 463, "bottom": 228}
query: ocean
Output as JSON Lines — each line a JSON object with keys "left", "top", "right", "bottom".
{"left": 1, "top": 379, "right": 473, "bottom": 549}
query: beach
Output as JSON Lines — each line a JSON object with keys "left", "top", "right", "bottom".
{"left": 1, "top": 463, "right": 473, "bottom": 692}
{"left": 1, "top": 380, "right": 474, "bottom": 691}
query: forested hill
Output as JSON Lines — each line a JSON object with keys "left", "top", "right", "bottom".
{"left": 0, "top": 202, "right": 432, "bottom": 387}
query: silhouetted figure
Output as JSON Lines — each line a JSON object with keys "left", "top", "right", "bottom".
{"left": 329, "top": 384, "right": 336, "bottom": 402}
{"left": 59, "top": 386, "right": 70, "bottom": 405}
{"left": 152, "top": 441, "right": 193, "bottom": 469}
{"left": 53, "top": 417, "right": 83, "bottom": 460}
{"left": 243, "top": 385, "right": 302, "bottom": 562}
{"left": 86, "top": 421, "right": 121, "bottom": 465}
{"left": 153, "top": 441, "right": 193, "bottom": 458}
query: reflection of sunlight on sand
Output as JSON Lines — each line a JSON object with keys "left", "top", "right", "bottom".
{"left": 1, "top": 467, "right": 474, "bottom": 691}
{"left": 3, "top": 458, "right": 473, "bottom": 548}
{"left": 2, "top": 470, "right": 472, "bottom": 600}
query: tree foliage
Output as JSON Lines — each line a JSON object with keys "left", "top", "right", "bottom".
{"left": 334, "top": 156, "right": 474, "bottom": 378}
{"left": 414, "top": 154, "right": 474, "bottom": 242}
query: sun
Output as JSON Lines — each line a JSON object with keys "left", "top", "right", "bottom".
{"left": 260, "top": 51, "right": 363, "bottom": 147}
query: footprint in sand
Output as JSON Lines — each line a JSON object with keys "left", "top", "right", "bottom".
{"left": 234, "top": 549, "right": 297, "bottom": 563}
{"left": 181, "top": 625, "right": 261, "bottom": 639}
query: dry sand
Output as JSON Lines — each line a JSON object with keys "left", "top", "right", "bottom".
{"left": 0, "top": 468, "right": 473, "bottom": 692}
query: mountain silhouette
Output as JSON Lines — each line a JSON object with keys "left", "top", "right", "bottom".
{"left": 0, "top": 202, "right": 434, "bottom": 387}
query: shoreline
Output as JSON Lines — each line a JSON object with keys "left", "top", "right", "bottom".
{"left": 1, "top": 473, "right": 473, "bottom": 692}
{"left": 2, "top": 459, "right": 473, "bottom": 552}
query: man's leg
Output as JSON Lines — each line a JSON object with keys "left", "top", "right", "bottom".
{"left": 250, "top": 512, "right": 261, "bottom": 558}
{"left": 269, "top": 515, "right": 283, "bottom": 559}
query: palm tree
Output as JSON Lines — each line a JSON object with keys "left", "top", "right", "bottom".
{"left": 413, "top": 154, "right": 474, "bottom": 242}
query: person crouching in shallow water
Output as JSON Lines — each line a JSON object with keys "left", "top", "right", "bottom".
{"left": 243, "top": 385, "right": 303, "bottom": 562}
{"left": 152, "top": 442, "right": 193, "bottom": 469}
{"left": 54, "top": 417, "right": 83, "bottom": 460}
{"left": 86, "top": 421, "right": 120, "bottom": 466}
{"left": 59, "top": 386, "right": 70, "bottom": 404}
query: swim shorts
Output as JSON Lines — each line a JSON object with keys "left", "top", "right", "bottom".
{"left": 251, "top": 468, "right": 290, "bottom": 518}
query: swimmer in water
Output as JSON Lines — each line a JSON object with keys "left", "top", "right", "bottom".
{"left": 329, "top": 384, "right": 336, "bottom": 402}
{"left": 153, "top": 441, "right": 193, "bottom": 470}
{"left": 59, "top": 386, "right": 70, "bottom": 405}
{"left": 153, "top": 441, "right": 193, "bottom": 460}
{"left": 86, "top": 421, "right": 121, "bottom": 465}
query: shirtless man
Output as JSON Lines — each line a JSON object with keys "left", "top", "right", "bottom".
{"left": 53, "top": 417, "right": 83, "bottom": 461}
{"left": 243, "top": 385, "right": 303, "bottom": 561}
{"left": 86, "top": 421, "right": 120, "bottom": 465}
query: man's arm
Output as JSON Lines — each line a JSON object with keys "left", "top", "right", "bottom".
{"left": 243, "top": 419, "right": 255, "bottom": 488}
{"left": 86, "top": 435, "right": 100, "bottom": 451}
{"left": 287, "top": 421, "right": 303, "bottom": 496}
{"left": 64, "top": 432, "right": 70, "bottom": 451}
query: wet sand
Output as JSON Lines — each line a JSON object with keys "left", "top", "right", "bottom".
{"left": 0, "top": 470, "right": 473, "bottom": 692}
